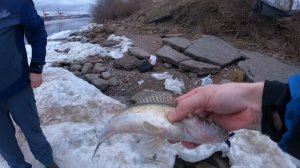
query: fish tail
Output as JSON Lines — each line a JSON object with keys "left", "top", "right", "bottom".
{"left": 92, "top": 131, "right": 114, "bottom": 159}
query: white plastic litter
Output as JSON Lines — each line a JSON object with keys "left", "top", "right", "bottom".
{"left": 151, "top": 72, "right": 173, "bottom": 81}
{"left": 148, "top": 55, "right": 157, "bottom": 65}
{"left": 138, "top": 80, "right": 144, "bottom": 85}
{"left": 164, "top": 78, "right": 185, "bottom": 95}
{"left": 196, "top": 75, "right": 213, "bottom": 86}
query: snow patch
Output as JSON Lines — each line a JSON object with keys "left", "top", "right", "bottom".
{"left": 47, "top": 30, "right": 74, "bottom": 41}
{"left": 106, "top": 34, "right": 133, "bottom": 59}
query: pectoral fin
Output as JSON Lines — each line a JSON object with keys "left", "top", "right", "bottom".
{"left": 140, "top": 122, "right": 166, "bottom": 159}
{"left": 143, "top": 121, "right": 165, "bottom": 135}
{"left": 138, "top": 135, "right": 165, "bottom": 159}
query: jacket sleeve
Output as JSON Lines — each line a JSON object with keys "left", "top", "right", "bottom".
{"left": 279, "top": 75, "right": 300, "bottom": 159}
{"left": 21, "top": 0, "right": 47, "bottom": 74}
{"left": 261, "top": 74, "right": 300, "bottom": 160}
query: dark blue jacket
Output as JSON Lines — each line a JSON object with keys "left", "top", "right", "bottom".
{"left": 262, "top": 74, "right": 300, "bottom": 160}
{"left": 0, "top": 0, "right": 47, "bottom": 102}
{"left": 279, "top": 75, "right": 300, "bottom": 157}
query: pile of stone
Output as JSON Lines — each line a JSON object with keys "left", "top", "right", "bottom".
{"left": 78, "top": 25, "right": 118, "bottom": 46}
{"left": 52, "top": 59, "right": 118, "bottom": 92}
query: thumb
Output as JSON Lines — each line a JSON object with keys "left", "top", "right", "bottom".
{"left": 168, "top": 99, "right": 196, "bottom": 122}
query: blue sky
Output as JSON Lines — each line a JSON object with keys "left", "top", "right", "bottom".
{"left": 33, "top": 0, "right": 95, "bottom": 15}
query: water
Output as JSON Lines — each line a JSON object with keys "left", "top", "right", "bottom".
{"left": 45, "top": 17, "right": 91, "bottom": 36}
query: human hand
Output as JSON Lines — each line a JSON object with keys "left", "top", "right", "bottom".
{"left": 168, "top": 82, "right": 264, "bottom": 148}
{"left": 29, "top": 73, "right": 43, "bottom": 88}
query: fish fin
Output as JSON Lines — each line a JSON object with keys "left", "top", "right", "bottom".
{"left": 139, "top": 135, "right": 165, "bottom": 159}
{"left": 143, "top": 121, "right": 165, "bottom": 135}
{"left": 92, "top": 131, "right": 114, "bottom": 159}
{"left": 134, "top": 91, "right": 176, "bottom": 106}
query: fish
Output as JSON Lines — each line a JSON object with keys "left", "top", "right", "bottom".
{"left": 93, "top": 92, "right": 228, "bottom": 158}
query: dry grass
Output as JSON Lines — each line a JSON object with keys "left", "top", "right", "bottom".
{"left": 92, "top": 0, "right": 147, "bottom": 23}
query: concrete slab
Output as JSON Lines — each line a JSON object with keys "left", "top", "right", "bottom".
{"left": 179, "top": 60, "right": 220, "bottom": 76}
{"left": 156, "top": 45, "right": 192, "bottom": 66}
{"left": 162, "top": 37, "right": 192, "bottom": 52}
{"left": 238, "top": 51, "right": 300, "bottom": 82}
{"left": 184, "top": 35, "right": 244, "bottom": 67}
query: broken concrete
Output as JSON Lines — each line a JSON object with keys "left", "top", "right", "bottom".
{"left": 128, "top": 47, "right": 151, "bottom": 60}
{"left": 238, "top": 51, "right": 300, "bottom": 82}
{"left": 184, "top": 35, "right": 244, "bottom": 67}
{"left": 162, "top": 37, "right": 192, "bottom": 52}
{"left": 156, "top": 45, "right": 191, "bottom": 66}
{"left": 179, "top": 60, "right": 220, "bottom": 76}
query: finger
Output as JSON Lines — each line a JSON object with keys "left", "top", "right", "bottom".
{"left": 168, "top": 99, "right": 197, "bottom": 122}
{"left": 181, "top": 142, "right": 200, "bottom": 149}
{"left": 176, "top": 88, "right": 199, "bottom": 103}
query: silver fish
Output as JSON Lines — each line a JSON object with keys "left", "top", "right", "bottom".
{"left": 93, "top": 102, "right": 228, "bottom": 157}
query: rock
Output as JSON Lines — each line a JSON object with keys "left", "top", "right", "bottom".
{"left": 101, "top": 40, "right": 120, "bottom": 47}
{"left": 52, "top": 62, "right": 62, "bottom": 67}
{"left": 73, "top": 71, "right": 81, "bottom": 77}
{"left": 63, "top": 66, "right": 70, "bottom": 71}
{"left": 83, "top": 74, "right": 100, "bottom": 82}
{"left": 72, "top": 60, "right": 82, "bottom": 65}
{"left": 86, "top": 58, "right": 103, "bottom": 63}
{"left": 93, "top": 63, "right": 106, "bottom": 73}
{"left": 107, "top": 78, "right": 119, "bottom": 87}
{"left": 188, "top": 72, "right": 198, "bottom": 79}
{"left": 162, "top": 37, "right": 192, "bottom": 52}
{"left": 81, "top": 63, "right": 94, "bottom": 75}
{"left": 163, "top": 63, "right": 173, "bottom": 69}
{"left": 54, "top": 48, "right": 70, "bottom": 54}
{"left": 178, "top": 60, "right": 220, "bottom": 76}
{"left": 184, "top": 35, "right": 244, "bottom": 67}
{"left": 238, "top": 51, "right": 300, "bottom": 82}
{"left": 113, "top": 56, "right": 143, "bottom": 71}
{"left": 91, "top": 78, "right": 109, "bottom": 92}
{"left": 128, "top": 47, "right": 151, "bottom": 60}
{"left": 101, "top": 71, "right": 112, "bottom": 80}
{"left": 70, "top": 64, "right": 82, "bottom": 72}
{"left": 156, "top": 45, "right": 191, "bottom": 66}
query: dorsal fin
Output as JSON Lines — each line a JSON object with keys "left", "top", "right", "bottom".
{"left": 131, "top": 90, "right": 176, "bottom": 106}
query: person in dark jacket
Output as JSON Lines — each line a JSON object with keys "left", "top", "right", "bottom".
{"left": 0, "top": 0, "right": 58, "bottom": 167}
{"left": 168, "top": 75, "right": 300, "bottom": 160}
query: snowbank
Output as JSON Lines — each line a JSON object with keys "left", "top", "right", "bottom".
{"left": 27, "top": 34, "right": 132, "bottom": 63}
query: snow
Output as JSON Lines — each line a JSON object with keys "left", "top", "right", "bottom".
{"left": 47, "top": 30, "right": 74, "bottom": 41}
{"left": 79, "top": 23, "right": 104, "bottom": 32}
{"left": 27, "top": 34, "right": 132, "bottom": 64}
{"left": 2, "top": 24, "right": 299, "bottom": 168}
